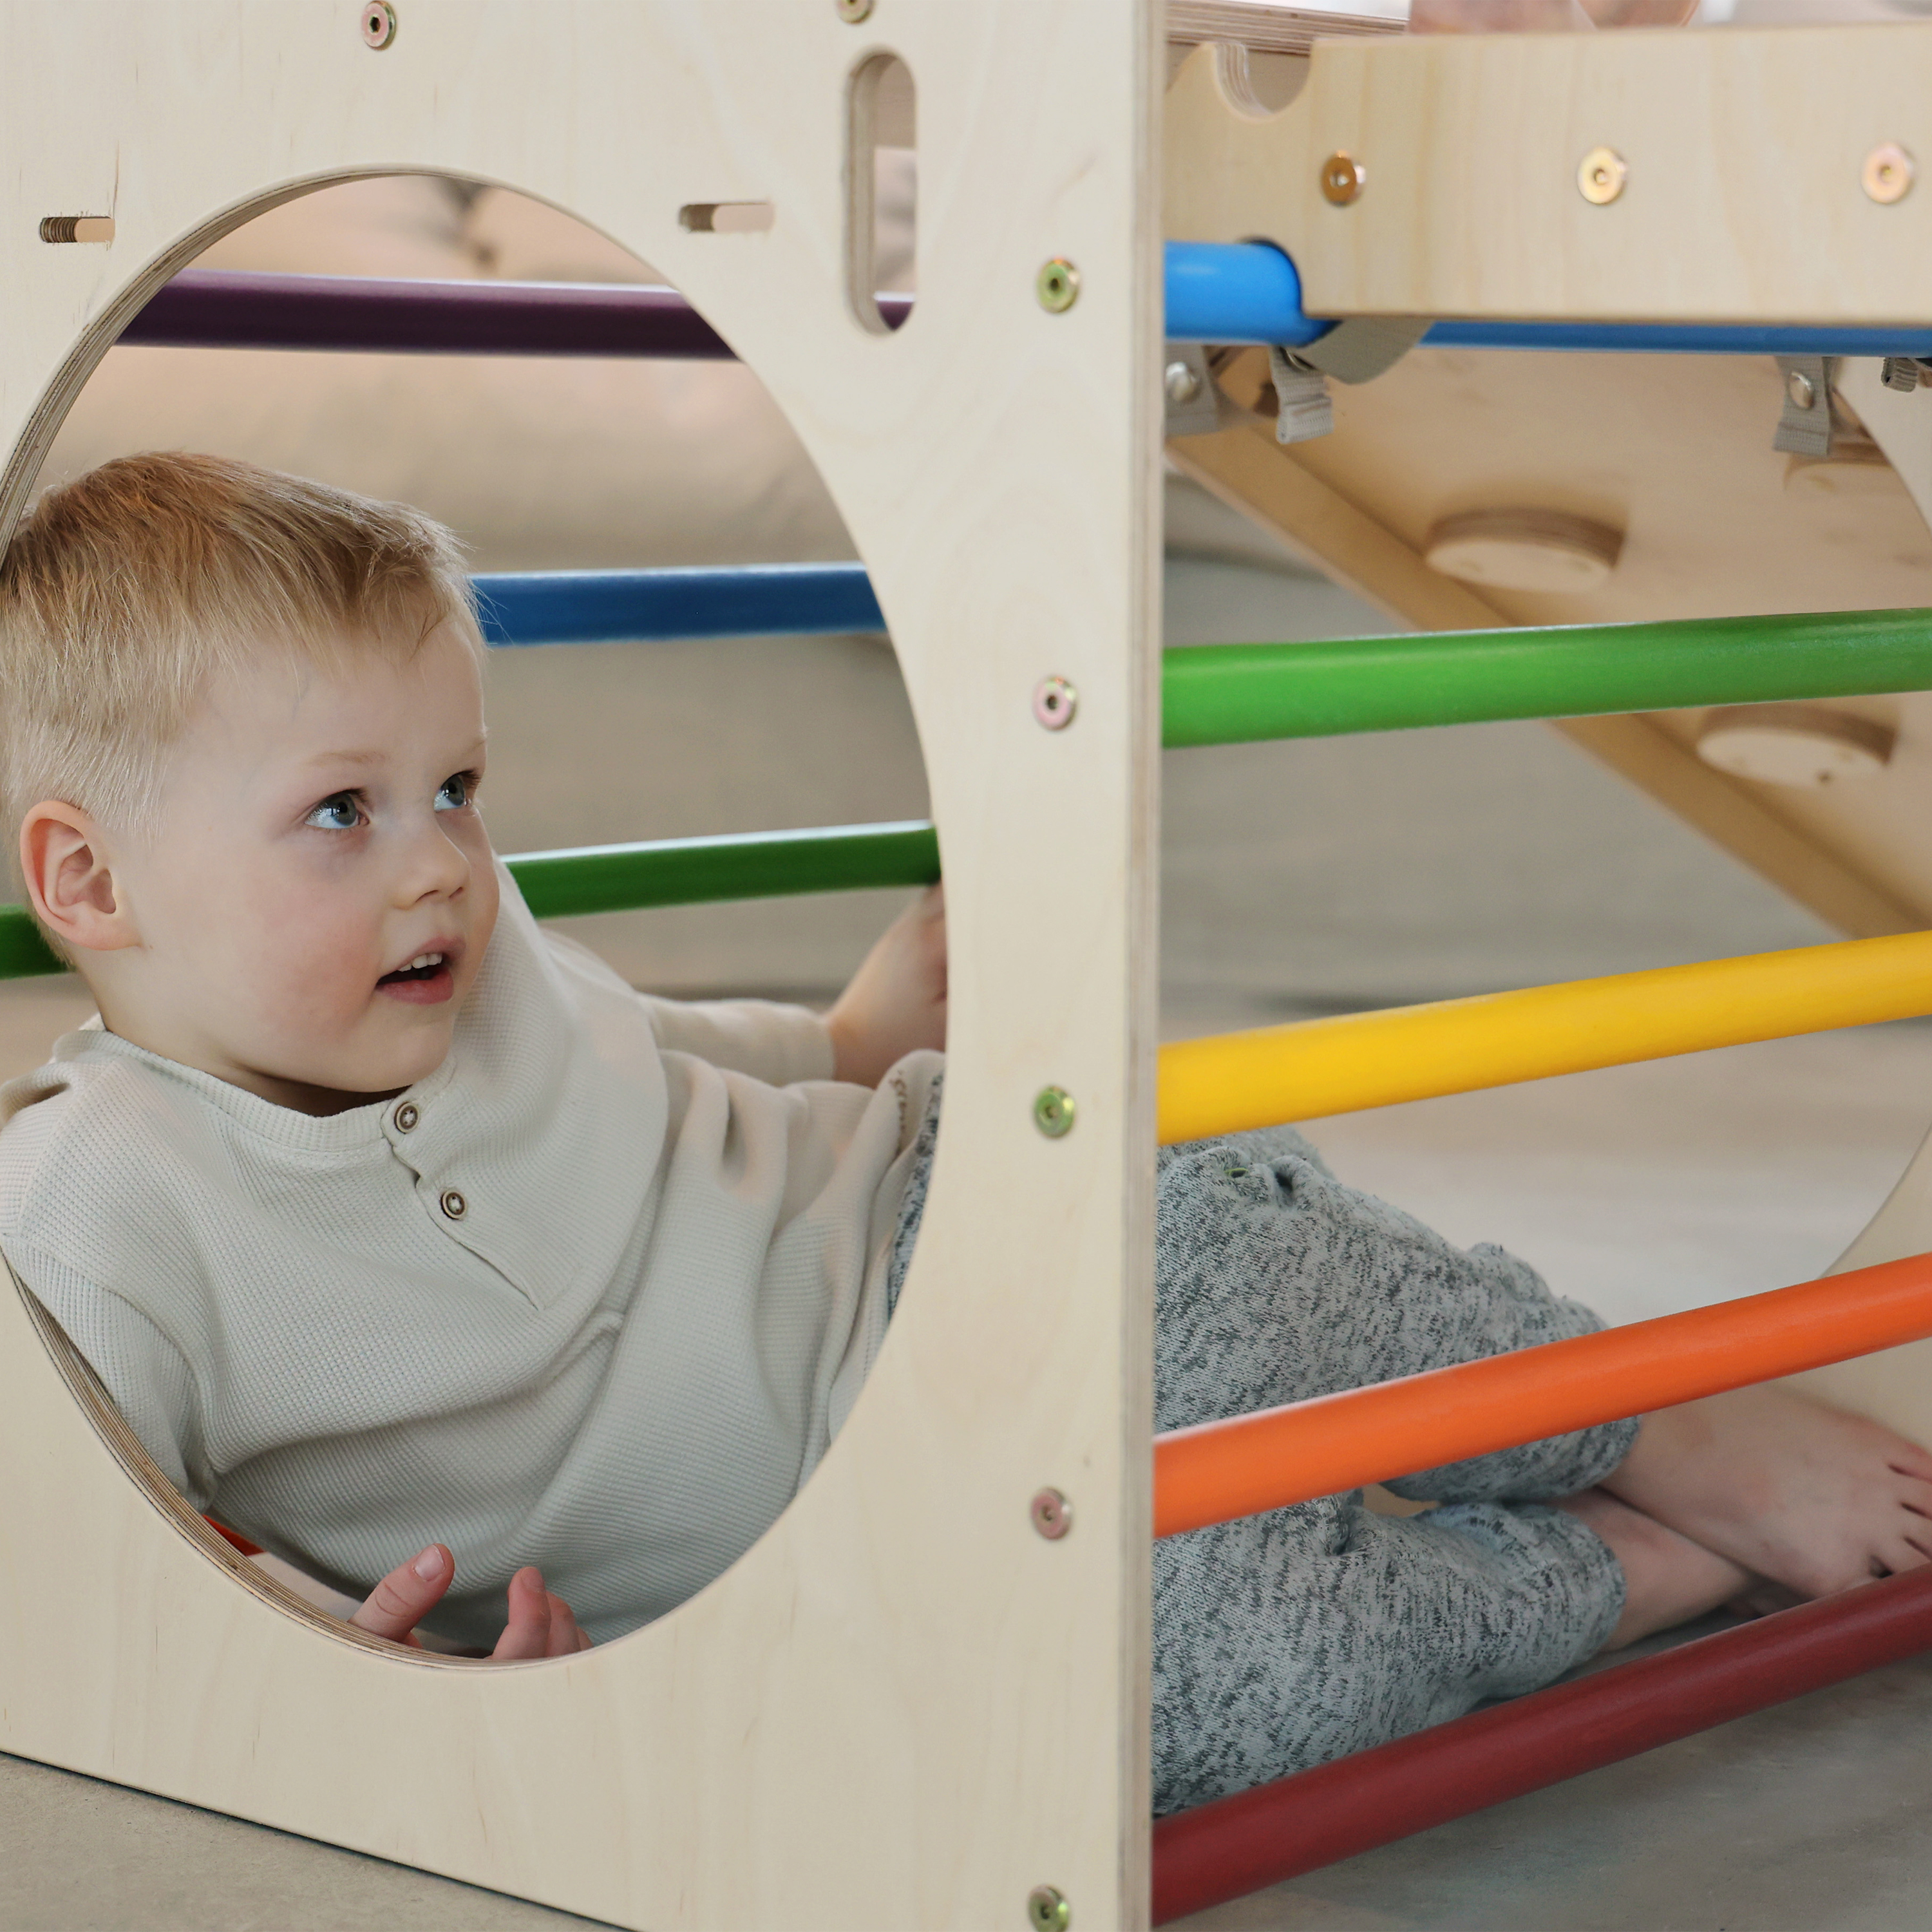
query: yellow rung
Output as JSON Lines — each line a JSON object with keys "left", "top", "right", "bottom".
{"left": 1155, "top": 929, "right": 1932, "bottom": 1144}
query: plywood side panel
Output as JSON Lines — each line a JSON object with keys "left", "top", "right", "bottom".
{"left": 0, "top": 5, "right": 1160, "bottom": 1927}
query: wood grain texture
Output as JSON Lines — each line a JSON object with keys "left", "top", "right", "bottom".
{"left": 0, "top": 5, "right": 1161, "bottom": 1926}
{"left": 1166, "top": 25, "right": 1932, "bottom": 323}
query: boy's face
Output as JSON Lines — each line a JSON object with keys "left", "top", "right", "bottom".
{"left": 97, "top": 626, "right": 498, "bottom": 1113}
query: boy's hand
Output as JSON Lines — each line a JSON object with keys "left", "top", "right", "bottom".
{"left": 825, "top": 884, "right": 947, "bottom": 1087}
{"left": 350, "top": 1543, "right": 592, "bottom": 1659}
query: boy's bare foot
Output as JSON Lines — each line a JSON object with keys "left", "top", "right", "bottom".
{"left": 1553, "top": 1489, "right": 1754, "bottom": 1649}
{"left": 1602, "top": 1386, "right": 1932, "bottom": 1598}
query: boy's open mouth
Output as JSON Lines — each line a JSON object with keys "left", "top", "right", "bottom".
{"left": 376, "top": 947, "right": 459, "bottom": 1003}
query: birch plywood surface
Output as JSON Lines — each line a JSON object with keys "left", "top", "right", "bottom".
{"left": 1169, "top": 365, "right": 1932, "bottom": 936}
{"left": 1264, "top": 345, "right": 1932, "bottom": 925}
{"left": 0, "top": 4, "right": 1160, "bottom": 1927}
{"left": 1166, "top": 24, "right": 1932, "bottom": 324}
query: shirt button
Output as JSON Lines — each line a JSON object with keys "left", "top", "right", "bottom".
{"left": 393, "top": 1103, "right": 419, "bottom": 1133}
{"left": 439, "top": 1189, "right": 467, "bottom": 1220}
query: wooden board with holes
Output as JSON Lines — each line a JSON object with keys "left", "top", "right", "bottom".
{"left": 1166, "top": 26, "right": 1932, "bottom": 324}
{"left": 1170, "top": 335, "right": 1932, "bottom": 934}
{"left": 0, "top": 5, "right": 1160, "bottom": 1928}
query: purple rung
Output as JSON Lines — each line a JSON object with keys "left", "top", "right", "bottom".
{"left": 119, "top": 270, "right": 911, "bottom": 359}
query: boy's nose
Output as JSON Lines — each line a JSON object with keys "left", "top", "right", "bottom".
{"left": 393, "top": 817, "right": 472, "bottom": 904}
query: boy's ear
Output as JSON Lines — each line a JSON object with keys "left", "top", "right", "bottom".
{"left": 19, "top": 802, "right": 139, "bottom": 954}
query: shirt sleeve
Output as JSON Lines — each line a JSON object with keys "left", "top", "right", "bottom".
{"left": 638, "top": 994, "right": 838, "bottom": 1086}
{"left": 6, "top": 1244, "right": 202, "bottom": 1506}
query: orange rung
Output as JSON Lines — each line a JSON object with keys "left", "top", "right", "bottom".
{"left": 1154, "top": 1249, "right": 1932, "bottom": 1540}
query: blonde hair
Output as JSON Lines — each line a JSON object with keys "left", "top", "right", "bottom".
{"left": 0, "top": 452, "right": 482, "bottom": 839}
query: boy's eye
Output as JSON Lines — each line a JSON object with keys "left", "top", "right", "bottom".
{"left": 435, "top": 773, "right": 473, "bottom": 813}
{"left": 303, "top": 793, "right": 363, "bottom": 832}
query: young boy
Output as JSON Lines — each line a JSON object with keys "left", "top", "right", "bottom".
{"left": 3, "top": 453, "right": 1930, "bottom": 1817}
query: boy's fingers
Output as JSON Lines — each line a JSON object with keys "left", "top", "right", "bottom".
{"left": 491, "top": 1566, "right": 553, "bottom": 1661}
{"left": 350, "top": 1543, "right": 453, "bottom": 1642}
{"left": 544, "top": 1590, "right": 583, "bottom": 1659}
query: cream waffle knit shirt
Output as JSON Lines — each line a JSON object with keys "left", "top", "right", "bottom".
{"left": 0, "top": 873, "right": 939, "bottom": 1646}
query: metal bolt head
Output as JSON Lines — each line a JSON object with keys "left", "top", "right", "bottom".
{"left": 1865, "top": 142, "right": 1915, "bottom": 205}
{"left": 1027, "top": 1886, "right": 1072, "bottom": 1932}
{"left": 1030, "top": 1488, "right": 1073, "bottom": 1540}
{"left": 1164, "top": 359, "right": 1203, "bottom": 404}
{"left": 1577, "top": 146, "right": 1626, "bottom": 206}
{"left": 1032, "top": 676, "right": 1078, "bottom": 731}
{"left": 1036, "top": 258, "right": 1080, "bottom": 314}
{"left": 1786, "top": 366, "right": 1817, "bottom": 411}
{"left": 1319, "top": 152, "right": 1365, "bottom": 207}
{"left": 1032, "top": 1086, "right": 1075, "bottom": 1138}
{"left": 836, "top": 0, "right": 874, "bottom": 18}
{"left": 361, "top": 1, "right": 397, "bottom": 48}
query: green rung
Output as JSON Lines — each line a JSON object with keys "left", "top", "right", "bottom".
{"left": 0, "top": 606, "right": 1927, "bottom": 981}
{"left": 0, "top": 821, "right": 944, "bottom": 980}
{"left": 507, "top": 820, "right": 940, "bottom": 919}
{"left": 1160, "top": 607, "right": 1932, "bottom": 748}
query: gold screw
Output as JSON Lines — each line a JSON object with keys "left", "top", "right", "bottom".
{"left": 1577, "top": 146, "right": 1627, "bottom": 206}
{"left": 1032, "top": 1086, "right": 1076, "bottom": 1137}
{"left": 1030, "top": 1488, "right": 1074, "bottom": 1540}
{"left": 1864, "top": 142, "right": 1915, "bottom": 205}
{"left": 1320, "top": 152, "right": 1365, "bottom": 207}
{"left": 1027, "top": 1886, "right": 1072, "bottom": 1932}
{"left": 1036, "top": 258, "right": 1080, "bottom": 314}
{"left": 361, "top": 1, "right": 397, "bottom": 48}
{"left": 836, "top": 0, "right": 874, "bottom": 18}
{"left": 1032, "top": 676, "right": 1078, "bottom": 730}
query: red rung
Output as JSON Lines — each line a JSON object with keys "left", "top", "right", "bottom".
{"left": 1151, "top": 1564, "right": 1932, "bottom": 1924}
{"left": 205, "top": 1518, "right": 262, "bottom": 1557}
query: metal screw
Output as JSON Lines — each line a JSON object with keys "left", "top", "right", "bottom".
{"left": 1883, "top": 357, "right": 1923, "bottom": 393}
{"left": 361, "top": 1, "right": 397, "bottom": 48}
{"left": 1032, "top": 1086, "right": 1075, "bottom": 1138}
{"left": 1027, "top": 1886, "right": 1072, "bottom": 1932}
{"left": 439, "top": 1188, "right": 467, "bottom": 1220}
{"left": 1577, "top": 146, "right": 1626, "bottom": 206}
{"left": 1030, "top": 1488, "right": 1073, "bottom": 1540}
{"left": 393, "top": 1102, "right": 419, "bottom": 1133}
{"left": 1164, "top": 359, "right": 1203, "bottom": 404}
{"left": 1036, "top": 258, "right": 1080, "bottom": 314}
{"left": 1864, "top": 141, "right": 1915, "bottom": 205}
{"left": 1032, "top": 676, "right": 1078, "bottom": 730}
{"left": 1319, "top": 152, "right": 1365, "bottom": 207}
{"left": 837, "top": 0, "right": 874, "bottom": 17}
{"left": 1786, "top": 366, "right": 1817, "bottom": 411}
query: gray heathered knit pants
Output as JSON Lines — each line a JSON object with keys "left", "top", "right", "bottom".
{"left": 887, "top": 1096, "right": 1634, "bottom": 1817}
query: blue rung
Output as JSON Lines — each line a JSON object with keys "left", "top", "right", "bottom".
{"left": 1421, "top": 319, "right": 1932, "bottom": 357}
{"left": 473, "top": 564, "right": 884, "bottom": 645}
{"left": 1164, "top": 242, "right": 1332, "bottom": 350}
{"left": 1162, "top": 241, "right": 1932, "bottom": 357}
